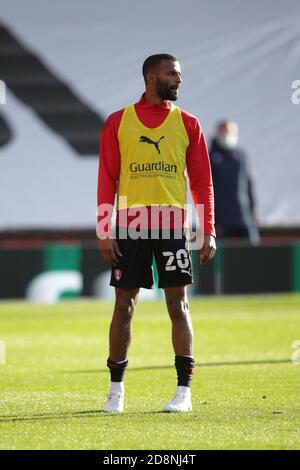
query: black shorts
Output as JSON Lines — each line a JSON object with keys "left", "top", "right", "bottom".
{"left": 110, "top": 228, "right": 193, "bottom": 289}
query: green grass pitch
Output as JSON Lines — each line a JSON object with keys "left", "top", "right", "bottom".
{"left": 0, "top": 294, "right": 299, "bottom": 450}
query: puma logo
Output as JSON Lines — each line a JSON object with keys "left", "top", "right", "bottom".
{"left": 139, "top": 135, "right": 165, "bottom": 154}
{"left": 181, "top": 268, "right": 191, "bottom": 275}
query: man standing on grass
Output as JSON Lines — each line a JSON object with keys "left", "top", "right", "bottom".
{"left": 97, "top": 54, "right": 216, "bottom": 413}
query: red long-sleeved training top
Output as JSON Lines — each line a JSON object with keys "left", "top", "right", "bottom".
{"left": 97, "top": 94, "right": 215, "bottom": 237}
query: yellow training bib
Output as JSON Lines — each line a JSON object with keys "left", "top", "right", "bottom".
{"left": 117, "top": 103, "right": 189, "bottom": 210}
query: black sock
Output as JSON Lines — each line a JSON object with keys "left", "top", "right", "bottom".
{"left": 175, "top": 355, "right": 195, "bottom": 387}
{"left": 107, "top": 357, "right": 128, "bottom": 382}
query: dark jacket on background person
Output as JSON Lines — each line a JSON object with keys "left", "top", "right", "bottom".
{"left": 209, "top": 138, "right": 259, "bottom": 244}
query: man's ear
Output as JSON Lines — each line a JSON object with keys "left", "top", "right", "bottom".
{"left": 147, "top": 71, "right": 157, "bottom": 85}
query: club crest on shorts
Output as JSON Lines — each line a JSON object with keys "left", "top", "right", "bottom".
{"left": 114, "top": 269, "right": 122, "bottom": 281}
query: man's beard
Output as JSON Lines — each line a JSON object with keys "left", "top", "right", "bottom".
{"left": 156, "top": 78, "right": 178, "bottom": 101}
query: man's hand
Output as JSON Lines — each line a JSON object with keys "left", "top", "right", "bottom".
{"left": 200, "top": 235, "right": 217, "bottom": 265}
{"left": 98, "top": 238, "right": 122, "bottom": 265}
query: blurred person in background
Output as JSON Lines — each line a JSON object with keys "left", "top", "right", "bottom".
{"left": 209, "top": 120, "right": 260, "bottom": 245}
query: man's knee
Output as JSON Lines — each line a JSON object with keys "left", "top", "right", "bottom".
{"left": 165, "top": 288, "right": 189, "bottom": 322}
{"left": 114, "top": 288, "right": 139, "bottom": 322}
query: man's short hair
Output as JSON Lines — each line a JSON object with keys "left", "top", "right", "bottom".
{"left": 216, "top": 119, "right": 238, "bottom": 133}
{"left": 142, "top": 54, "right": 177, "bottom": 82}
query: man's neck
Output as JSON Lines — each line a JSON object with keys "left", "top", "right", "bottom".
{"left": 144, "top": 90, "right": 167, "bottom": 105}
